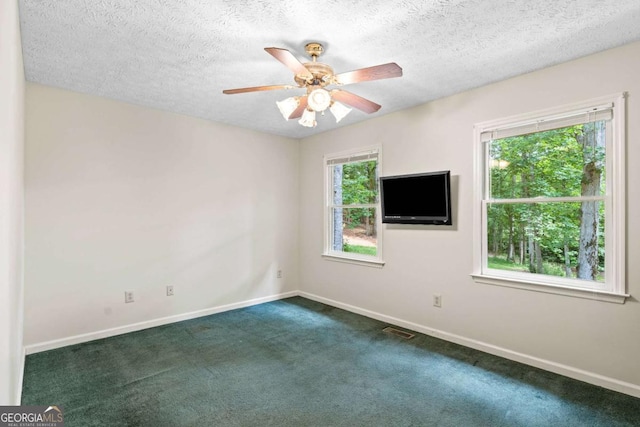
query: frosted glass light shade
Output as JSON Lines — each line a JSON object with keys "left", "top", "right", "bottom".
{"left": 298, "top": 109, "right": 317, "bottom": 127}
{"left": 276, "top": 97, "right": 299, "bottom": 120}
{"left": 307, "top": 88, "right": 331, "bottom": 112}
{"left": 329, "top": 101, "right": 352, "bottom": 123}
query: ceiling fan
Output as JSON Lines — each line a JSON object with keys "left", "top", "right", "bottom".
{"left": 222, "top": 42, "right": 403, "bottom": 128}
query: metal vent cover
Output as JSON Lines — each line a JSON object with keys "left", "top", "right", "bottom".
{"left": 383, "top": 326, "right": 415, "bottom": 340}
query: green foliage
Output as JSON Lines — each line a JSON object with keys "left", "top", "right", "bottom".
{"left": 488, "top": 256, "right": 570, "bottom": 278}
{"left": 343, "top": 244, "right": 377, "bottom": 256}
{"left": 542, "top": 262, "right": 567, "bottom": 277}
{"left": 488, "top": 257, "right": 528, "bottom": 272}
{"left": 340, "top": 161, "right": 378, "bottom": 229}
{"left": 487, "top": 123, "right": 606, "bottom": 281}
{"left": 342, "top": 160, "right": 378, "bottom": 204}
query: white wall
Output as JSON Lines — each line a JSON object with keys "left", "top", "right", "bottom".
{"left": 299, "top": 41, "right": 640, "bottom": 394}
{"left": 24, "top": 84, "right": 299, "bottom": 347}
{"left": 0, "top": 0, "right": 25, "bottom": 405}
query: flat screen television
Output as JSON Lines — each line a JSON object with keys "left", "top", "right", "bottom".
{"left": 380, "top": 170, "right": 452, "bottom": 225}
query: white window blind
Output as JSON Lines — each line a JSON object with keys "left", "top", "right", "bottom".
{"left": 479, "top": 104, "right": 613, "bottom": 142}
{"left": 326, "top": 150, "right": 378, "bottom": 166}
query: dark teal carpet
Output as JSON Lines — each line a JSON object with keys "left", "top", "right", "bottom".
{"left": 22, "top": 297, "right": 640, "bottom": 426}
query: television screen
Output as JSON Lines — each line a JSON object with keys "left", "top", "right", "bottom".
{"left": 380, "top": 170, "right": 452, "bottom": 225}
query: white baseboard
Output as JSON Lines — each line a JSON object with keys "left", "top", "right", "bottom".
{"left": 299, "top": 291, "right": 640, "bottom": 399}
{"left": 16, "top": 346, "right": 25, "bottom": 405}
{"left": 24, "top": 291, "right": 298, "bottom": 355}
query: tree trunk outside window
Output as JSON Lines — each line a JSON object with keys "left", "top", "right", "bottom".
{"left": 333, "top": 165, "right": 343, "bottom": 251}
{"left": 576, "top": 122, "right": 605, "bottom": 280}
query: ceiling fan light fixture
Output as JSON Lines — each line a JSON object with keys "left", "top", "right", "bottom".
{"left": 298, "top": 109, "right": 317, "bottom": 128}
{"left": 329, "top": 101, "right": 352, "bottom": 123}
{"left": 307, "top": 88, "right": 331, "bottom": 112}
{"left": 276, "top": 96, "right": 299, "bottom": 120}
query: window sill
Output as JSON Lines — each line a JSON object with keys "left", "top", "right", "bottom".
{"left": 322, "top": 253, "right": 385, "bottom": 268}
{"left": 471, "top": 273, "right": 629, "bottom": 304}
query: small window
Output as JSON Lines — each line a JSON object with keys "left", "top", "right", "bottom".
{"left": 472, "top": 94, "right": 627, "bottom": 303}
{"left": 324, "top": 147, "right": 384, "bottom": 266}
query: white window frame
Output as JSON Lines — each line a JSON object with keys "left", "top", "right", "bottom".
{"left": 472, "top": 93, "right": 628, "bottom": 303}
{"left": 323, "top": 145, "right": 384, "bottom": 267}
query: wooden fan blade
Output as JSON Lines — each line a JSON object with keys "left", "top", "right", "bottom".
{"left": 265, "top": 47, "right": 313, "bottom": 79}
{"left": 331, "top": 90, "right": 381, "bottom": 114}
{"left": 288, "top": 96, "right": 308, "bottom": 119}
{"left": 223, "top": 84, "right": 293, "bottom": 95}
{"left": 334, "top": 63, "right": 402, "bottom": 85}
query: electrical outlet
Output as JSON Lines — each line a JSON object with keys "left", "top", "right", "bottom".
{"left": 125, "top": 291, "right": 134, "bottom": 303}
{"left": 277, "top": 270, "right": 282, "bottom": 279}
{"left": 433, "top": 294, "right": 442, "bottom": 308}
{"left": 166, "top": 285, "right": 174, "bottom": 296}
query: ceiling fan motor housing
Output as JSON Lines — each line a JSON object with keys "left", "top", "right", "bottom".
{"left": 295, "top": 62, "right": 335, "bottom": 87}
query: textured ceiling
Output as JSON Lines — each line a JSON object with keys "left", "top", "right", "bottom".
{"left": 18, "top": 0, "right": 640, "bottom": 139}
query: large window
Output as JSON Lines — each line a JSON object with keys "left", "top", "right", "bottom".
{"left": 473, "top": 94, "right": 627, "bottom": 302}
{"left": 324, "top": 147, "right": 383, "bottom": 266}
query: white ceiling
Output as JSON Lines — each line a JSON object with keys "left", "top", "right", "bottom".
{"left": 18, "top": 0, "right": 640, "bottom": 139}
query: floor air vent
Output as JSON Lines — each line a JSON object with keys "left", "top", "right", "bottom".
{"left": 383, "top": 326, "right": 415, "bottom": 340}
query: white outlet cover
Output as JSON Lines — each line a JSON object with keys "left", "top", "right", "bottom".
{"left": 433, "top": 295, "right": 442, "bottom": 307}
{"left": 125, "top": 291, "right": 134, "bottom": 303}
